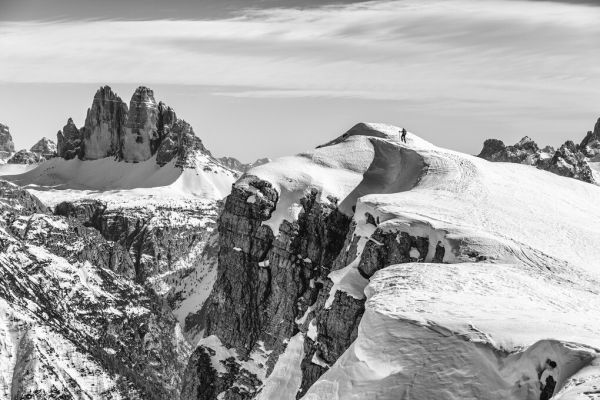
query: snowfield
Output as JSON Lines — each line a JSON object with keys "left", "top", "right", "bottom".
{"left": 1, "top": 151, "right": 237, "bottom": 208}
{"left": 246, "top": 122, "right": 600, "bottom": 400}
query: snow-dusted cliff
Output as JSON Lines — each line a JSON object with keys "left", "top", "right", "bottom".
{"left": 186, "top": 122, "right": 600, "bottom": 400}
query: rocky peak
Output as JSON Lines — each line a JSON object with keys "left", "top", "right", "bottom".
{"left": 156, "top": 119, "right": 208, "bottom": 167}
{"left": 7, "top": 149, "right": 41, "bottom": 164}
{"left": 478, "top": 136, "right": 539, "bottom": 165}
{"left": 57, "top": 117, "right": 83, "bottom": 160}
{"left": 479, "top": 116, "right": 599, "bottom": 185}
{"left": 516, "top": 136, "right": 539, "bottom": 152}
{"left": 30, "top": 137, "right": 57, "bottom": 159}
{"left": 580, "top": 118, "right": 600, "bottom": 157}
{"left": 0, "top": 123, "right": 15, "bottom": 154}
{"left": 217, "top": 156, "right": 272, "bottom": 173}
{"left": 122, "top": 86, "right": 159, "bottom": 162}
{"left": 478, "top": 139, "right": 505, "bottom": 160}
{"left": 82, "top": 86, "right": 128, "bottom": 160}
{"left": 156, "top": 101, "right": 177, "bottom": 152}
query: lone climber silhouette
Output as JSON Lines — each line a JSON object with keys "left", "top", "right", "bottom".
{"left": 401, "top": 128, "right": 407, "bottom": 143}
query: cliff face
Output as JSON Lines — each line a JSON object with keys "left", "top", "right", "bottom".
{"left": 0, "top": 180, "right": 190, "bottom": 399}
{"left": 122, "top": 86, "right": 159, "bottom": 162}
{"left": 182, "top": 174, "right": 441, "bottom": 399}
{"left": 181, "top": 125, "right": 446, "bottom": 399}
{"left": 57, "top": 117, "right": 83, "bottom": 159}
{"left": 82, "top": 86, "right": 128, "bottom": 160}
{"left": 182, "top": 122, "right": 600, "bottom": 400}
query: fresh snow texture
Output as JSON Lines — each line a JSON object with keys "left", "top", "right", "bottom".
{"left": 3, "top": 152, "right": 237, "bottom": 207}
{"left": 303, "top": 263, "right": 600, "bottom": 400}
{"left": 243, "top": 122, "right": 600, "bottom": 400}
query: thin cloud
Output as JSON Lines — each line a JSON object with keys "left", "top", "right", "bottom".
{"left": 0, "top": 0, "right": 598, "bottom": 109}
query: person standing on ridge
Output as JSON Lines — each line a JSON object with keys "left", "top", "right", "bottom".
{"left": 539, "top": 359, "right": 558, "bottom": 400}
{"left": 401, "top": 128, "right": 407, "bottom": 143}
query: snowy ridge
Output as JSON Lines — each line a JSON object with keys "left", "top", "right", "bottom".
{"left": 242, "top": 122, "right": 600, "bottom": 399}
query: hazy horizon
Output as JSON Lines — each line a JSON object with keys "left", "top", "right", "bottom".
{"left": 1, "top": 0, "right": 599, "bottom": 162}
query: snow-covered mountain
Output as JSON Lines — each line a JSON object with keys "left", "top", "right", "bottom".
{"left": 0, "top": 180, "right": 190, "bottom": 399}
{"left": 0, "top": 123, "right": 57, "bottom": 166}
{"left": 183, "top": 122, "right": 600, "bottom": 400}
{"left": 0, "top": 85, "right": 247, "bottom": 399}
{"left": 3, "top": 111, "right": 600, "bottom": 399}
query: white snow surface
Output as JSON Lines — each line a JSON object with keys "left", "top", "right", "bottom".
{"left": 256, "top": 333, "right": 305, "bottom": 400}
{"left": 2, "top": 151, "right": 237, "bottom": 207}
{"left": 242, "top": 123, "right": 600, "bottom": 399}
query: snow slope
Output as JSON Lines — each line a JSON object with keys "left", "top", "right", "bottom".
{"left": 245, "top": 122, "right": 600, "bottom": 399}
{"left": 2, "top": 151, "right": 237, "bottom": 208}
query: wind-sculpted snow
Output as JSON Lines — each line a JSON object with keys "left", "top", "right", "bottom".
{"left": 304, "top": 263, "right": 600, "bottom": 400}
{"left": 191, "top": 122, "right": 600, "bottom": 400}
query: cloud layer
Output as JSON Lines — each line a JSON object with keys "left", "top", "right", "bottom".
{"left": 2, "top": 0, "right": 599, "bottom": 101}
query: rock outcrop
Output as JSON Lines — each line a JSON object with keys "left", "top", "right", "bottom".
{"left": 56, "top": 85, "right": 219, "bottom": 168}
{"left": 217, "top": 156, "right": 271, "bottom": 173}
{"left": 478, "top": 118, "right": 600, "bottom": 184}
{"left": 156, "top": 119, "right": 207, "bottom": 167}
{"left": 0, "top": 123, "right": 15, "bottom": 161}
{"left": 580, "top": 118, "right": 600, "bottom": 157}
{"left": 57, "top": 117, "right": 83, "bottom": 159}
{"left": 30, "top": 137, "right": 57, "bottom": 160}
{"left": 82, "top": 86, "right": 128, "bottom": 160}
{"left": 478, "top": 136, "right": 552, "bottom": 166}
{"left": 182, "top": 171, "right": 439, "bottom": 399}
{"left": 0, "top": 180, "right": 191, "bottom": 399}
{"left": 156, "top": 101, "right": 177, "bottom": 152}
{"left": 0, "top": 123, "right": 15, "bottom": 154}
{"left": 54, "top": 198, "right": 220, "bottom": 285}
{"left": 7, "top": 149, "right": 41, "bottom": 164}
{"left": 122, "top": 86, "right": 158, "bottom": 162}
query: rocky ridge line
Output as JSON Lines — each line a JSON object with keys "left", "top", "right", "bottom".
{"left": 478, "top": 116, "right": 600, "bottom": 183}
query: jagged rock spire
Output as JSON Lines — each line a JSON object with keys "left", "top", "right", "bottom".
{"left": 57, "top": 117, "right": 83, "bottom": 160}
{"left": 82, "top": 86, "right": 128, "bottom": 160}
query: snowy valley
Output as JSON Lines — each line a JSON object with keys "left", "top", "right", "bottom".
{"left": 1, "top": 86, "right": 600, "bottom": 400}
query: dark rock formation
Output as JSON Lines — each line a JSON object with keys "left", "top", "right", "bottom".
{"left": 7, "top": 149, "right": 41, "bottom": 164}
{"left": 478, "top": 136, "right": 544, "bottom": 165}
{"left": 0, "top": 122, "right": 15, "bottom": 154}
{"left": 478, "top": 118, "right": 600, "bottom": 185}
{"left": 155, "top": 101, "right": 177, "bottom": 153}
{"left": 156, "top": 119, "right": 208, "bottom": 168}
{"left": 57, "top": 85, "right": 223, "bottom": 168}
{"left": 82, "top": 86, "right": 128, "bottom": 160}
{"left": 580, "top": 118, "right": 600, "bottom": 157}
{"left": 57, "top": 117, "right": 83, "bottom": 159}
{"left": 547, "top": 140, "right": 594, "bottom": 182}
{"left": 0, "top": 180, "right": 190, "bottom": 399}
{"left": 54, "top": 198, "right": 219, "bottom": 284}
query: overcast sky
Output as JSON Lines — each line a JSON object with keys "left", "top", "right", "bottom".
{"left": 0, "top": 0, "right": 598, "bottom": 161}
